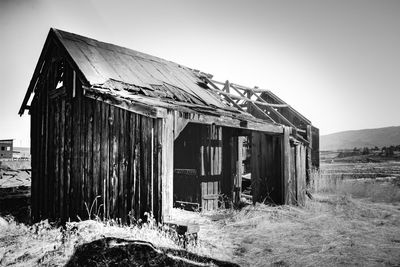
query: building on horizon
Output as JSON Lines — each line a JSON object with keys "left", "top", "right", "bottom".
{"left": 0, "top": 139, "right": 13, "bottom": 159}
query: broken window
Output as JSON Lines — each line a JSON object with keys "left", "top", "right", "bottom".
{"left": 1, "top": 146, "right": 4, "bottom": 151}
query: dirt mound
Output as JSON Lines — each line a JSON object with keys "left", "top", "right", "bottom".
{"left": 65, "top": 237, "right": 239, "bottom": 267}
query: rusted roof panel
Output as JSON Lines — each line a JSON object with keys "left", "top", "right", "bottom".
{"left": 55, "top": 29, "right": 225, "bottom": 108}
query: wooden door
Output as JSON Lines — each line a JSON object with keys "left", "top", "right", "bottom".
{"left": 199, "top": 125, "right": 222, "bottom": 211}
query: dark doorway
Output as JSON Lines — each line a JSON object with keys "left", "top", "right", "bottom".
{"left": 173, "top": 123, "right": 224, "bottom": 211}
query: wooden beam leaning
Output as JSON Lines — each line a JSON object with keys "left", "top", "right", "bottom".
{"left": 260, "top": 90, "right": 311, "bottom": 125}
{"left": 235, "top": 85, "right": 297, "bottom": 128}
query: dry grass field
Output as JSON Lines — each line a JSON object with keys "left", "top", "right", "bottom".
{"left": 1, "top": 161, "right": 400, "bottom": 266}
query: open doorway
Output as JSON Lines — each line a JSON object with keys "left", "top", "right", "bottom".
{"left": 172, "top": 123, "right": 284, "bottom": 212}
{"left": 173, "top": 123, "right": 223, "bottom": 211}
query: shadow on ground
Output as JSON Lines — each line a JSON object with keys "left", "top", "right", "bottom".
{"left": 65, "top": 237, "right": 239, "bottom": 267}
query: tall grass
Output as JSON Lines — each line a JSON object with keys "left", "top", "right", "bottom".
{"left": 311, "top": 169, "right": 400, "bottom": 203}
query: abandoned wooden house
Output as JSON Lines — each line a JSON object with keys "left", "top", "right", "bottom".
{"left": 19, "top": 28, "right": 319, "bottom": 223}
{"left": 0, "top": 139, "right": 14, "bottom": 159}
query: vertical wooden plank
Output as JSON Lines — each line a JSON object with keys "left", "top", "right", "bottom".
{"left": 43, "top": 74, "right": 49, "bottom": 219}
{"left": 251, "top": 132, "right": 261, "bottom": 203}
{"left": 230, "top": 135, "right": 238, "bottom": 203}
{"left": 31, "top": 95, "right": 38, "bottom": 221}
{"left": 38, "top": 89, "right": 43, "bottom": 220}
{"left": 59, "top": 98, "right": 65, "bottom": 220}
{"left": 236, "top": 136, "right": 243, "bottom": 201}
{"left": 290, "top": 146, "right": 296, "bottom": 204}
{"left": 119, "top": 108, "right": 127, "bottom": 222}
{"left": 161, "top": 111, "right": 174, "bottom": 221}
{"left": 140, "top": 116, "right": 147, "bottom": 218}
{"left": 135, "top": 114, "right": 141, "bottom": 219}
{"left": 306, "top": 125, "right": 312, "bottom": 185}
{"left": 282, "top": 127, "right": 291, "bottom": 205}
{"left": 155, "top": 119, "right": 162, "bottom": 222}
{"left": 210, "top": 126, "right": 214, "bottom": 176}
{"left": 260, "top": 134, "right": 268, "bottom": 202}
{"left": 64, "top": 96, "right": 71, "bottom": 220}
{"left": 92, "top": 101, "right": 101, "bottom": 216}
{"left": 201, "top": 183, "right": 206, "bottom": 211}
{"left": 101, "top": 102, "right": 110, "bottom": 219}
{"left": 150, "top": 119, "right": 155, "bottom": 217}
{"left": 70, "top": 76, "right": 81, "bottom": 219}
{"left": 207, "top": 181, "right": 213, "bottom": 210}
{"left": 64, "top": 65, "right": 73, "bottom": 221}
{"left": 110, "top": 106, "right": 118, "bottom": 219}
{"left": 296, "top": 145, "right": 306, "bottom": 205}
{"left": 129, "top": 114, "right": 136, "bottom": 218}
{"left": 80, "top": 88, "right": 87, "bottom": 219}
{"left": 54, "top": 100, "right": 59, "bottom": 219}
{"left": 86, "top": 98, "right": 93, "bottom": 216}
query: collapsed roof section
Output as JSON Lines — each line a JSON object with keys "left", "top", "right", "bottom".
{"left": 19, "top": 28, "right": 313, "bottom": 137}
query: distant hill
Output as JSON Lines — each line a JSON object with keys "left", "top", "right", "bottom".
{"left": 321, "top": 126, "right": 400, "bottom": 151}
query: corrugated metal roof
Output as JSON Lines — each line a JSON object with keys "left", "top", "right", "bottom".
{"left": 54, "top": 29, "right": 226, "bottom": 109}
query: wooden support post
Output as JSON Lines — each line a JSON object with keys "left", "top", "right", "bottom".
{"left": 161, "top": 111, "right": 174, "bottom": 222}
{"left": 234, "top": 136, "right": 243, "bottom": 203}
{"left": 282, "top": 127, "right": 291, "bottom": 205}
{"left": 223, "top": 80, "right": 230, "bottom": 93}
{"left": 306, "top": 125, "right": 313, "bottom": 185}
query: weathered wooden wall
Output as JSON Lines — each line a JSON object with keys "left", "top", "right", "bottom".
{"left": 282, "top": 127, "right": 307, "bottom": 205}
{"left": 251, "top": 132, "right": 283, "bottom": 204}
{"left": 31, "top": 60, "right": 164, "bottom": 223}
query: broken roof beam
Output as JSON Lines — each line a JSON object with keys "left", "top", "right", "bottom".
{"left": 227, "top": 83, "right": 276, "bottom": 123}
{"left": 206, "top": 79, "right": 288, "bottom": 108}
{"left": 237, "top": 85, "right": 297, "bottom": 129}
{"left": 206, "top": 79, "right": 246, "bottom": 112}
{"left": 210, "top": 79, "right": 270, "bottom": 93}
{"left": 260, "top": 90, "right": 311, "bottom": 125}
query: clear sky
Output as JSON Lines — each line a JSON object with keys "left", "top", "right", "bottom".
{"left": 0, "top": 0, "right": 399, "bottom": 147}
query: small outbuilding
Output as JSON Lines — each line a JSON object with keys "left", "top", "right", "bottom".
{"left": 0, "top": 139, "right": 13, "bottom": 159}
{"left": 19, "top": 28, "right": 319, "bottom": 223}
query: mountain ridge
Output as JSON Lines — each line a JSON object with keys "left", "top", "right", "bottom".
{"left": 321, "top": 126, "right": 400, "bottom": 151}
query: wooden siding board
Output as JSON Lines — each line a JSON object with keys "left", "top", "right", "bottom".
{"left": 91, "top": 100, "right": 99, "bottom": 215}
{"left": 134, "top": 114, "right": 141, "bottom": 219}
{"left": 251, "top": 132, "right": 261, "bottom": 203}
{"left": 86, "top": 98, "right": 94, "bottom": 216}
{"left": 65, "top": 90, "right": 72, "bottom": 220}
{"left": 290, "top": 146, "right": 296, "bottom": 205}
{"left": 283, "top": 127, "right": 291, "bottom": 205}
{"left": 128, "top": 113, "right": 136, "bottom": 219}
{"left": 53, "top": 99, "right": 59, "bottom": 219}
{"left": 119, "top": 108, "right": 127, "bottom": 222}
{"left": 58, "top": 99, "right": 64, "bottom": 219}
{"left": 80, "top": 85, "right": 87, "bottom": 219}
{"left": 100, "top": 102, "right": 110, "bottom": 219}
{"left": 161, "top": 111, "right": 174, "bottom": 221}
